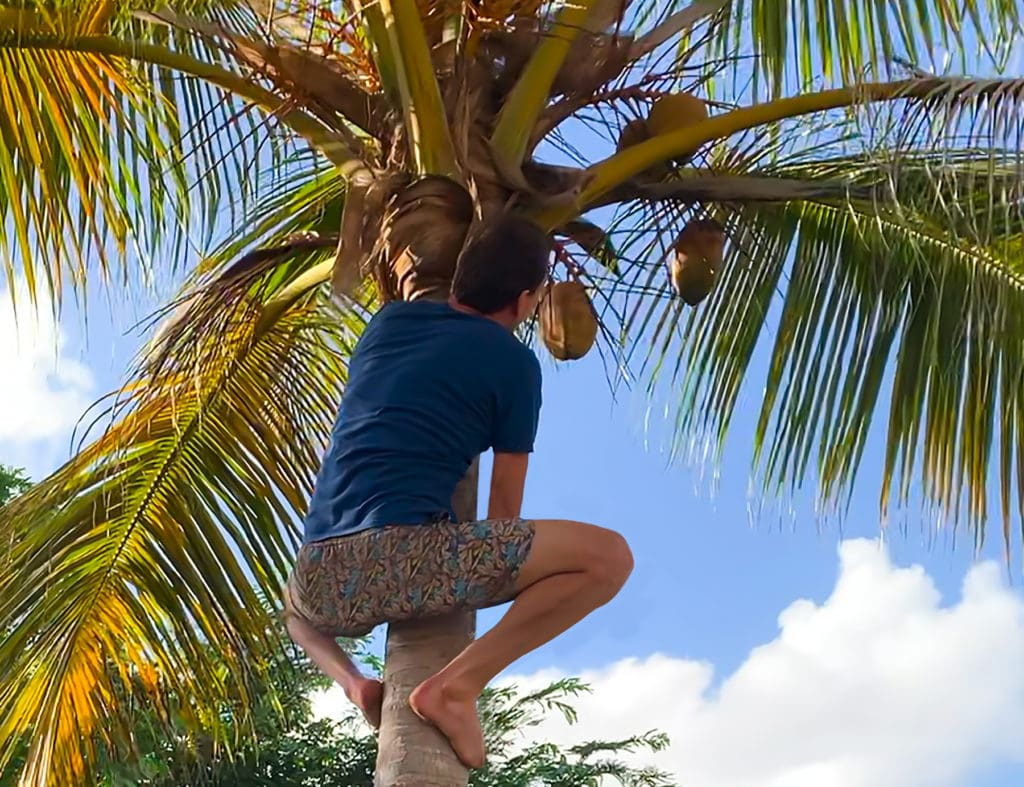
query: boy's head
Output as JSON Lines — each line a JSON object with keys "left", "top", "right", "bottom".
{"left": 450, "top": 214, "right": 551, "bottom": 325}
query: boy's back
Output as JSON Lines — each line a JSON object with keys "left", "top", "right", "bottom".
{"left": 304, "top": 299, "right": 542, "bottom": 544}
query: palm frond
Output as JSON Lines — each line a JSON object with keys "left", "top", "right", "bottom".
{"left": 0, "top": 20, "right": 182, "bottom": 307}
{"left": 0, "top": 250, "right": 364, "bottom": 785}
{"left": 183, "top": 148, "right": 346, "bottom": 281}
{"left": 0, "top": 2, "right": 363, "bottom": 311}
{"left": 603, "top": 144, "right": 1023, "bottom": 552}
{"left": 537, "top": 76, "right": 1024, "bottom": 226}
{"left": 720, "top": 0, "right": 1022, "bottom": 94}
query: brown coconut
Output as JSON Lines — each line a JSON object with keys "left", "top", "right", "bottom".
{"left": 540, "top": 280, "right": 599, "bottom": 361}
{"left": 387, "top": 175, "right": 474, "bottom": 301}
{"left": 647, "top": 92, "right": 709, "bottom": 136}
{"left": 646, "top": 92, "right": 709, "bottom": 165}
{"left": 670, "top": 218, "right": 725, "bottom": 306}
{"left": 616, "top": 118, "right": 650, "bottom": 151}
{"left": 616, "top": 118, "right": 670, "bottom": 180}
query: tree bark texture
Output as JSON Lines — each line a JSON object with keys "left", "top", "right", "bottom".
{"left": 374, "top": 459, "right": 478, "bottom": 786}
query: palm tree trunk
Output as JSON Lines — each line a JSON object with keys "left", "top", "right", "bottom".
{"left": 374, "top": 459, "right": 478, "bottom": 786}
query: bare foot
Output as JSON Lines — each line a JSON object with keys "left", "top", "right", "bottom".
{"left": 409, "top": 677, "right": 485, "bottom": 769}
{"left": 345, "top": 676, "right": 384, "bottom": 729}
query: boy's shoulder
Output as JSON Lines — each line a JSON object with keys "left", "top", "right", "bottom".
{"left": 363, "top": 299, "right": 444, "bottom": 336}
{"left": 366, "top": 299, "right": 540, "bottom": 369}
{"left": 371, "top": 298, "right": 432, "bottom": 320}
{"left": 490, "top": 332, "right": 542, "bottom": 392}
{"left": 510, "top": 335, "right": 541, "bottom": 371}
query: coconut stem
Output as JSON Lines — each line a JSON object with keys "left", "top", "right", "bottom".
{"left": 490, "top": 0, "right": 603, "bottom": 167}
{"left": 531, "top": 78, "right": 944, "bottom": 229}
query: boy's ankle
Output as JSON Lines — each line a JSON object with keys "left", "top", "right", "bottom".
{"left": 424, "top": 671, "right": 480, "bottom": 703}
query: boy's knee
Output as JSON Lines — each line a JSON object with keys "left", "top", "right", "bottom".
{"left": 590, "top": 530, "right": 633, "bottom": 593}
{"left": 282, "top": 584, "right": 319, "bottom": 644}
{"left": 284, "top": 608, "right": 309, "bottom": 643}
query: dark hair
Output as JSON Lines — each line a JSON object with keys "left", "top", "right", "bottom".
{"left": 451, "top": 214, "right": 551, "bottom": 314}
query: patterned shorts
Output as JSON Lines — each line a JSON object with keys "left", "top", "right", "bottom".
{"left": 285, "top": 518, "right": 536, "bottom": 638}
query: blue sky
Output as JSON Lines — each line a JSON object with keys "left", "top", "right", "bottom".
{"left": 3, "top": 12, "right": 1024, "bottom": 787}
{"left": 6, "top": 270, "right": 1024, "bottom": 786}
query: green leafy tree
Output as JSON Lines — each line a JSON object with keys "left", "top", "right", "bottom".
{"left": 1, "top": 639, "right": 673, "bottom": 787}
{"left": 1, "top": 1, "right": 1022, "bottom": 785}
{"left": 0, "top": 465, "right": 30, "bottom": 507}
{"left": 0, "top": 465, "right": 31, "bottom": 782}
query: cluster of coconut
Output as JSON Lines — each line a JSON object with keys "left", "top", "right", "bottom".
{"left": 537, "top": 219, "right": 726, "bottom": 363}
{"left": 616, "top": 91, "right": 709, "bottom": 170}
{"left": 535, "top": 234, "right": 726, "bottom": 362}
{"left": 533, "top": 93, "right": 722, "bottom": 363}
{"left": 616, "top": 92, "right": 727, "bottom": 307}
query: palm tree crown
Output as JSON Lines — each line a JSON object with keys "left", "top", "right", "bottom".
{"left": 0, "top": 0, "right": 1022, "bottom": 784}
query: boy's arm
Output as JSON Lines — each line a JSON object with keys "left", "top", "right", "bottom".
{"left": 488, "top": 453, "right": 529, "bottom": 520}
{"left": 489, "top": 350, "right": 541, "bottom": 520}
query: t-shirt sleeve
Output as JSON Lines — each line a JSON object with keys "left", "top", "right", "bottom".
{"left": 492, "top": 349, "right": 543, "bottom": 454}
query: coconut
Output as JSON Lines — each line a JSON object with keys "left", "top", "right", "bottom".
{"left": 647, "top": 92, "right": 709, "bottom": 136}
{"left": 670, "top": 218, "right": 725, "bottom": 306}
{"left": 646, "top": 92, "right": 709, "bottom": 166}
{"left": 616, "top": 118, "right": 650, "bottom": 151}
{"left": 615, "top": 118, "right": 670, "bottom": 180}
{"left": 539, "top": 280, "right": 599, "bottom": 361}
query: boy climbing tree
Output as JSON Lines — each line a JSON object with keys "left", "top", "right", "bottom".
{"left": 284, "top": 213, "right": 634, "bottom": 768}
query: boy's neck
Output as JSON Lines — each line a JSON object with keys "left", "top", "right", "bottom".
{"left": 447, "top": 295, "right": 516, "bottom": 330}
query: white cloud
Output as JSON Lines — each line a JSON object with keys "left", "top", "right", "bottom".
{"left": 503, "top": 540, "right": 1024, "bottom": 787}
{"left": 315, "top": 540, "right": 1024, "bottom": 786}
{"left": 0, "top": 284, "right": 93, "bottom": 445}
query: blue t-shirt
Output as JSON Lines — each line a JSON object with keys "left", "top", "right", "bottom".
{"left": 303, "top": 300, "right": 543, "bottom": 543}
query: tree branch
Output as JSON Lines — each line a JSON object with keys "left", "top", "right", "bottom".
{"left": 595, "top": 173, "right": 874, "bottom": 207}
{"left": 628, "top": 0, "right": 729, "bottom": 60}
{"left": 524, "top": 1, "right": 726, "bottom": 152}
{"left": 490, "top": 0, "right": 602, "bottom": 167}
{"left": 257, "top": 261, "right": 333, "bottom": 334}
{"left": 531, "top": 85, "right": 662, "bottom": 149}
{"left": 136, "top": 9, "right": 385, "bottom": 137}
{"left": 244, "top": 0, "right": 317, "bottom": 42}
{"left": 376, "top": 0, "right": 460, "bottom": 178}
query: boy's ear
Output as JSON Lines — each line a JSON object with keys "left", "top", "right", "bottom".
{"left": 514, "top": 289, "right": 534, "bottom": 322}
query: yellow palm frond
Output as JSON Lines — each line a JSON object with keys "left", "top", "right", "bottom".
{"left": 0, "top": 25, "right": 180, "bottom": 306}
{"left": 0, "top": 248, "right": 365, "bottom": 785}
{"left": 0, "top": 3, "right": 362, "bottom": 310}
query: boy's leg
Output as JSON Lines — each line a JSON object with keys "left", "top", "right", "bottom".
{"left": 410, "top": 519, "right": 633, "bottom": 767}
{"left": 283, "top": 584, "right": 384, "bottom": 729}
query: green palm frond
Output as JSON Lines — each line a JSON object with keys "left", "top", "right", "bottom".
{"left": 602, "top": 142, "right": 1023, "bottom": 551}
{"left": 721, "top": 0, "right": 1022, "bottom": 93}
{"left": 0, "top": 250, "right": 364, "bottom": 786}
{"left": 537, "top": 75, "right": 1022, "bottom": 539}
{"left": 0, "top": 18, "right": 179, "bottom": 306}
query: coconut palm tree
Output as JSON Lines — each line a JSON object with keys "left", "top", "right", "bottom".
{"left": 1, "top": 1, "right": 1022, "bottom": 785}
